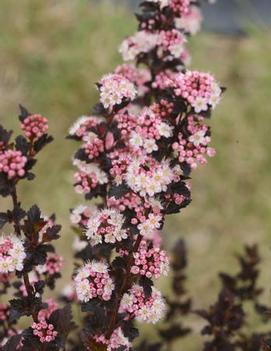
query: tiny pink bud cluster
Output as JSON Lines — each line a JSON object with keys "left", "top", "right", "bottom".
{"left": 21, "top": 114, "right": 48, "bottom": 140}
{"left": 73, "top": 161, "right": 108, "bottom": 195}
{"left": 0, "top": 150, "right": 27, "bottom": 179}
{"left": 174, "top": 70, "right": 221, "bottom": 113}
{"left": 170, "top": 0, "right": 191, "bottom": 17}
{"left": 131, "top": 240, "right": 169, "bottom": 279}
{"left": 157, "top": 29, "right": 187, "bottom": 60}
{"left": 32, "top": 318, "right": 58, "bottom": 343}
{"left": 83, "top": 136, "right": 104, "bottom": 160}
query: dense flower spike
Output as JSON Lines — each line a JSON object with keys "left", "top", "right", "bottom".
{"left": 69, "top": 0, "right": 223, "bottom": 349}
{"left": 74, "top": 260, "right": 114, "bottom": 302}
{"left": 0, "top": 235, "right": 26, "bottom": 273}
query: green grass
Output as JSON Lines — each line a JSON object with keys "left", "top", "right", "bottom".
{"left": 0, "top": 1, "right": 271, "bottom": 349}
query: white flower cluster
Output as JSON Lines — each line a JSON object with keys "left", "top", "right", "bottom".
{"left": 126, "top": 158, "right": 177, "bottom": 197}
{"left": 175, "top": 6, "right": 203, "bottom": 34}
{"left": 137, "top": 213, "right": 163, "bottom": 238}
{"left": 119, "top": 31, "right": 159, "bottom": 62}
{"left": 99, "top": 74, "right": 137, "bottom": 110}
{"left": 0, "top": 235, "right": 26, "bottom": 273}
{"left": 86, "top": 208, "right": 128, "bottom": 246}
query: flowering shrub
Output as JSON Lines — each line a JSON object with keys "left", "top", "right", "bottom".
{"left": 2, "top": 1, "right": 255, "bottom": 350}
{"left": 68, "top": 0, "right": 223, "bottom": 350}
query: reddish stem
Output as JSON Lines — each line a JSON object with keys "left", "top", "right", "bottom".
{"left": 106, "top": 234, "right": 143, "bottom": 338}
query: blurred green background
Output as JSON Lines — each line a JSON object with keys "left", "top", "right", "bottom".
{"left": 0, "top": 0, "right": 271, "bottom": 349}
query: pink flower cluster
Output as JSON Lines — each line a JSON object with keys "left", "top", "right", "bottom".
{"left": 0, "top": 150, "right": 27, "bottom": 179}
{"left": 21, "top": 114, "right": 48, "bottom": 140}
{"left": 107, "top": 191, "right": 162, "bottom": 231}
{"left": 126, "top": 156, "right": 180, "bottom": 197}
{"left": 36, "top": 253, "right": 63, "bottom": 276}
{"left": 152, "top": 70, "right": 178, "bottom": 91}
{"left": 157, "top": 29, "right": 186, "bottom": 60}
{"left": 115, "top": 64, "right": 151, "bottom": 97}
{"left": 131, "top": 240, "right": 169, "bottom": 279}
{"left": 0, "top": 235, "right": 26, "bottom": 273}
{"left": 83, "top": 135, "right": 104, "bottom": 160}
{"left": 128, "top": 108, "right": 173, "bottom": 154}
{"left": 70, "top": 205, "right": 93, "bottom": 226}
{"left": 94, "top": 327, "right": 131, "bottom": 351}
{"left": 170, "top": 0, "right": 191, "bottom": 17}
{"left": 120, "top": 285, "right": 166, "bottom": 323}
{"left": 98, "top": 73, "right": 137, "bottom": 110}
{"left": 38, "top": 299, "right": 58, "bottom": 320}
{"left": 69, "top": 115, "right": 103, "bottom": 140}
{"left": 173, "top": 115, "right": 216, "bottom": 169}
{"left": 174, "top": 70, "right": 221, "bottom": 113}
{"left": 32, "top": 318, "right": 58, "bottom": 343}
{"left": 74, "top": 260, "right": 114, "bottom": 302}
{"left": 73, "top": 160, "right": 108, "bottom": 195}
{"left": 119, "top": 31, "right": 159, "bottom": 62}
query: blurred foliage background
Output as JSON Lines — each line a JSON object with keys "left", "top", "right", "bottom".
{"left": 0, "top": 0, "right": 271, "bottom": 349}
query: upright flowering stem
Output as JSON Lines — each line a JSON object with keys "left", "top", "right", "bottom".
{"left": 0, "top": 108, "right": 74, "bottom": 350}
{"left": 69, "top": 0, "right": 223, "bottom": 349}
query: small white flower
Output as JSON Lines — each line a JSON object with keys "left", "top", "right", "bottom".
{"left": 157, "top": 122, "right": 173, "bottom": 138}
{"left": 193, "top": 97, "right": 208, "bottom": 113}
{"left": 189, "top": 130, "right": 207, "bottom": 147}
{"left": 144, "top": 139, "right": 158, "bottom": 153}
{"left": 129, "top": 132, "right": 144, "bottom": 149}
